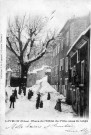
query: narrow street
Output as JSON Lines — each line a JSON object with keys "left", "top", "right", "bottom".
{"left": 5, "top": 90, "right": 77, "bottom": 120}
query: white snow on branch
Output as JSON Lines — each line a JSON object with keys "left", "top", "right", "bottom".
{"left": 24, "top": 47, "right": 46, "bottom": 63}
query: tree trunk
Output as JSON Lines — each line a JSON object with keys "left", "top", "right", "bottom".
{"left": 19, "top": 64, "right": 29, "bottom": 95}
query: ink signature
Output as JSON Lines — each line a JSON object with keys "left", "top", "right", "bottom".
{"left": 5, "top": 122, "right": 90, "bottom": 134}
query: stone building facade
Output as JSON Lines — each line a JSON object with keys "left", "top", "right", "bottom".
{"left": 67, "top": 27, "right": 90, "bottom": 117}
{"left": 51, "top": 14, "right": 90, "bottom": 98}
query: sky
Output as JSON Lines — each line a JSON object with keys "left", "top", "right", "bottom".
{"left": 0, "top": 0, "right": 91, "bottom": 32}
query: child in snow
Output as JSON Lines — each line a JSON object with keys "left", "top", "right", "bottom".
{"left": 9, "top": 93, "right": 15, "bottom": 108}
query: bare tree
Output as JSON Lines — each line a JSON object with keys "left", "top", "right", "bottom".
{"left": 7, "top": 14, "right": 56, "bottom": 95}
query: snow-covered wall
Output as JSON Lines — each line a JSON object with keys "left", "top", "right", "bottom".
{"left": 27, "top": 73, "right": 36, "bottom": 87}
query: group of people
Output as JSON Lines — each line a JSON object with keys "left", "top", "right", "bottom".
{"left": 9, "top": 87, "right": 62, "bottom": 112}
{"left": 9, "top": 88, "right": 18, "bottom": 108}
{"left": 36, "top": 92, "right": 51, "bottom": 109}
{"left": 27, "top": 90, "right": 43, "bottom": 109}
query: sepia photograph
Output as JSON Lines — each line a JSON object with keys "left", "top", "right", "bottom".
{"left": 0, "top": 0, "right": 91, "bottom": 134}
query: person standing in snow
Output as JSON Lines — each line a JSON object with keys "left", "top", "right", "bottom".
{"left": 9, "top": 93, "right": 15, "bottom": 108}
{"left": 14, "top": 88, "right": 18, "bottom": 100}
{"left": 30, "top": 90, "right": 33, "bottom": 99}
{"left": 40, "top": 100, "right": 43, "bottom": 108}
{"left": 28, "top": 90, "right": 30, "bottom": 99}
{"left": 28, "top": 90, "right": 33, "bottom": 100}
{"left": 36, "top": 93, "right": 41, "bottom": 109}
{"left": 55, "top": 99, "right": 62, "bottom": 112}
{"left": 31, "top": 90, "right": 33, "bottom": 97}
{"left": 47, "top": 92, "right": 51, "bottom": 100}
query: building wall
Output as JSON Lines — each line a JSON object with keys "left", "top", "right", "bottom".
{"left": 67, "top": 29, "right": 90, "bottom": 117}
{"left": 37, "top": 69, "right": 46, "bottom": 80}
{"left": 51, "top": 41, "right": 60, "bottom": 90}
{"left": 51, "top": 14, "right": 90, "bottom": 98}
{"left": 70, "top": 15, "right": 90, "bottom": 46}
{"left": 27, "top": 73, "right": 36, "bottom": 87}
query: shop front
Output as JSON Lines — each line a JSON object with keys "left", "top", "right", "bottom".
{"left": 67, "top": 27, "right": 90, "bottom": 117}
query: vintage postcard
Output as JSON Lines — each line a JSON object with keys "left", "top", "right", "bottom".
{"left": 0, "top": 0, "right": 91, "bottom": 135}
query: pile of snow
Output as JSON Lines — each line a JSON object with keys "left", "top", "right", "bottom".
{"left": 26, "top": 75, "right": 66, "bottom": 103}
{"left": 26, "top": 76, "right": 65, "bottom": 102}
{"left": 36, "top": 76, "right": 48, "bottom": 84}
{"left": 39, "top": 81, "right": 58, "bottom": 94}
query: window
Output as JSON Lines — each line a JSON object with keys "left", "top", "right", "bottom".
{"left": 56, "top": 46, "right": 57, "bottom": 55}
{"left": 56, "top": 56, "right": 59, "bottom": 65}
{"left": 57, "top": 45, "right": 59, "bottom": 54}
{"left": 60, "top": 59, "right": 62, "bottom": 71}
{"left": 66, "top": 31, "right": 69, "bottom": 46}
{"left": 65, "top": 78, "right": 68, "bottom": 85}
{"left": 61, "top": 39, "right": 63, "bottom": 50}
{"left": 71, "top": 66, "right": 76, "bottom": 77}
{"left": 57, "top": 43, "right": 60, "bottom": 54}
{"left": 77, "top": 49, "right": 80, "bottom": 62}
{"left": 54, "top": 67, "right": 55, "bottom": 76}
{"left": 81, "top": 60, "right": 85, "bottom": 84}
{"left": 62, "top": 58, "right": 64, "bottom": 70}
{"left": 71, "top": 66, "right": 76, "bottom": 85}
{"left": 54, "top": 51, "right": 55, "bottom": 57}
{"left": 60, "top": 58, "right": 64, "bottom": 71}
{"left": 55, "top": 66, "right": 57, "bottom": 75}
{"left": 65, "top": 57, "right": 68, "bottom": 72}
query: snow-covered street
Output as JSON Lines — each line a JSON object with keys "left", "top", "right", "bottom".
{"left": 5, "top": 77, "right": 77, "bottom": 120}
{"left": 5, "top": 93, "right": 77, "bottom": 120}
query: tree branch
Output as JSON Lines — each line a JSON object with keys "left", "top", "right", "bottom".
{"left": 26, "top": 49, "right": 46, "bottom": 65}
{"left": 7, "top": 37, "right": 20, "bottom": 60}
{"left": 22, "top": 38, "right": 31, "bottom": 53}
{"left": 24, "top": 35, "right": 55, "bottom": 65}
{"left": 9, "top": 28, "right": 19, "bottom": 42}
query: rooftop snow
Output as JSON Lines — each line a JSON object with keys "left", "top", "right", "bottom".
{"left": 67, "top": 25, "right": 91, "bottom": 56}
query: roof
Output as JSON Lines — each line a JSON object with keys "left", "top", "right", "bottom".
{"left": 67, "top": 25, "right": 91, "bottom": 56}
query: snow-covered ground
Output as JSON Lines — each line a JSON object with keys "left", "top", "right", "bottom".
{"left": 5, "top": 77, "right": 77, "bottom": 120}
{"left": 5, "top": 95, "right": 77, "bottom": 120}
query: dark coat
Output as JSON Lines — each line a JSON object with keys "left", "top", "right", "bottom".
{"left": 10, "top": 94, "right": 15, "bottom": 102}
{"left": 55, "top": 99, "right": 62, "bottom": 112}
{"left": 47, "top": 93, "right": 51, "bottom": 100}
{"left": 36, "top": 94, "right": 41, "bottom": 109}
{"left": 28, "top": 90, "right": 33, "bottom": 99}
{"left": 40, "top": 100, "right": 43, "bottom": 108}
